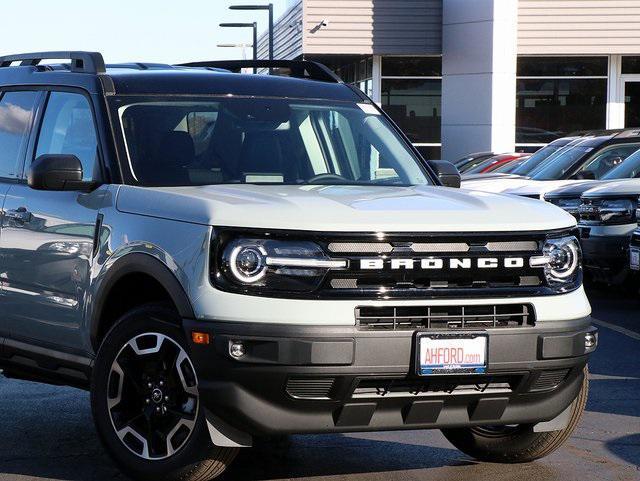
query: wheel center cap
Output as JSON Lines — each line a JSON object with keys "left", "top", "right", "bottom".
{"left": 151, "top": 388, "right": 163, "bottom": 404}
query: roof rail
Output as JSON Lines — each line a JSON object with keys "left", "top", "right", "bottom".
{"left": 0, "top": 51, "right": 106, "bottom": 74}
{"left": 106, "top": 62, "right": 175, "bottom": 71}
{"left": 178, "top": 60, "right": 342, "bottom": 83}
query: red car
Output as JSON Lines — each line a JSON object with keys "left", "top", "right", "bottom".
{"left": 464, "top": 153, "right": 530, "bottom": 174}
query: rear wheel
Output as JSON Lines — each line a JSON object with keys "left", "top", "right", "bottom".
{"left": 91, "top": 304, "right": 238, "bottom": 481}
{"left": 441, "top": 366, "right": 588, "bottom": 463}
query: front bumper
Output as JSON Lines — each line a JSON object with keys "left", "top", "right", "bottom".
{"left": 579, "top": 223, "right": 635, "bottom": 284}
{"left": 184, "top": 317, "right": 596, "bottom": 437}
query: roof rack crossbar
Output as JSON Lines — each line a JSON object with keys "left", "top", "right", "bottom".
{"left": 0, "top": 51, "right": 106, "bottom": 74}
{"left": 177, "top": 60, "right": 342, "bottom": 83}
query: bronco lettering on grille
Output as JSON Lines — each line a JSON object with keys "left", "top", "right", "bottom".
{"left": 359, "top": 257, "right": 525, "bottom": 270}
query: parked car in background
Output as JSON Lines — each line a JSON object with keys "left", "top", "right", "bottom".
{"left": 545, "top": 147, "right": 640, "bottom": 219}
{"left": 462, "top": 153, "right": 530, "bottom": 175}
{"left": 509, "top": 137, "right": 581, "bottom": 177}
{"left": 464, "top": 130, "right": 640, "bottom": 198}
{"left": 578, "top": 179, "right": 640, "bottom": 285}
{"left": 492, "top": 157, "right": 528, "bottom": 173}
{"left": 454, "top": 151, "right": 496, "bottom": 173}
{"left": 461, "top": 137, "right": 582, "bottom": 186}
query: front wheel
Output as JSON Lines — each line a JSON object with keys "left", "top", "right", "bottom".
{"left": 91, "top": 304, "right": 238, "bottom": 481}
{"left": 441, "top": 366, "right": 588, "bottom": 463}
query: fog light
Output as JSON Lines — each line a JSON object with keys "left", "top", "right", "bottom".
{"left": 585, "top": 332, "right": 597, "bottom": 350}
{"left": 230, "top": 341, "right": 246, "bottom": 359}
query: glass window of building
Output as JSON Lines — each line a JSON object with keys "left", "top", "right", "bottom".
{"left": 516, "top": 57, "right": 608, "bottom": 147}
{"left": 335, "top": 57, "right": 373, "bottom": 98}
{"left": 621, "top": 56, "right": 640, "bottom": 74}
{"left": 381, "top": 57, "right": 442, "bottom": 159}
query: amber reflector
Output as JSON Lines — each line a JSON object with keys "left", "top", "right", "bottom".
{"left": 192, "top": 332, "right": 210, "bottom": 345}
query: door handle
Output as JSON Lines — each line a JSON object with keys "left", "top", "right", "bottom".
{"left": 5, "top": 207, "right": 32, "bottom": 223}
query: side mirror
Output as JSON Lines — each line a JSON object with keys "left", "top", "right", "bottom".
{"left": 427, "top": 160, "right": 461, "bottom": 188}
{"left": 28, "top": 154, "right": 86, "bottom": 191}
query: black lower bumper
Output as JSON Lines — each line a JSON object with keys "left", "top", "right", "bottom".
{"left": 184, "top": 318, "right": 595, "bottom": 436}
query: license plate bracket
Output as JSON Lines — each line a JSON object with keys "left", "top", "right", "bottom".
{"left": 416, "top": 332, "right": 488, "bottom": 376}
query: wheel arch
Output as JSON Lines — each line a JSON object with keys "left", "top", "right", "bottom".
{"left": 89, "top": 253, "right": 195, "bottom": 351}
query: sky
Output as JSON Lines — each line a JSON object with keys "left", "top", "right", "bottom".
{"left": 0, "top": 0, "right": 294, "bottom": 64}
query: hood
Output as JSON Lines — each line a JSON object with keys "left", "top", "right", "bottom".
{"left": 461, "top": 177, "right": 535, "bottom": 193}
{"left": 461, "top": 173, "right": 525, "bottom": 182}
{"left": 116, "top": 184, "right": 576, "bottom": 232}
{"left": 502, "top": 180, "right": 595, "bottom": 199}
{"left": 545, "top": 180, "right": 615, "bottom": 199}
{"left": 582, "top": 178, "right": 640, "bottom": 199}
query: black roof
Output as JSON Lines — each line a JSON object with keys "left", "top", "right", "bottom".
{"left": 105, "top": 68, "right": 362, "bottom": 100}
{"left": 577, "top": 135, "right": 616, "bottom": 147}
{"left": 0, "top": 52, "right": 364, "bottom": 102}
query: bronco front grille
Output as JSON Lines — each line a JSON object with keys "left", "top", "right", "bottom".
{"left": 356, "top": 304, "right": 535, "bottom": 330}
{"left": 318, "top": 233, "right": 549, "bottom": 298}
{"left": 213, "top": 228, "right": 579, "bottom": 299}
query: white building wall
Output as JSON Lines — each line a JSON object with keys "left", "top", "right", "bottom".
{"left": 303, "top": 0, "right": 442, "bottom": 55}
{"left": 518, "top": 0, "right": 640, "bottom": 55}
{"left": 441, "top": 0, "right": 518, "bottom": 160}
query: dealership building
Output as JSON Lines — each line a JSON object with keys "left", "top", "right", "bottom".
{"left": 257, "top": 0, "right": 640, "bottom": 160}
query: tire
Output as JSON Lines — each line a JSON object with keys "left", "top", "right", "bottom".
{"left": 441, "top": 365, "right": 589, "bottom": 463}
{"left": 91, "top": 303, "right": 238, "bottom": 481}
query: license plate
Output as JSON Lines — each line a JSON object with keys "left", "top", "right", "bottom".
{"left": 417, "top": 334, "right": 487, "bottom": 375}
{"left": 631, "top": 248, "right": 640, "bottom": 271}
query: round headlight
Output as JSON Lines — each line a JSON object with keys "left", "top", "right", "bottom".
{"left": 228, "top": 245, "right": 267, "bottom": 283}
{"left": 544, "top": 236, "right": 580, "bottom": 281}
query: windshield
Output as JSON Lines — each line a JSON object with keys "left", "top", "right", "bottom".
{"left": 510, "top": 141, "right": 572, "bottom": 176}
{"left": 529, "top": 143, "right": 597, "bottom": 180}
{"left": 494, "top": 158, "right": 525, "bottom": 173}
{"left": 603, "top": 148, "right": 640, "bottom": 179}
{"left": 573, "top": 143, "right": 640, "bottom": 179}
{"left": 463, "top": 156, "right": 517, "bottom": 175}
{"left": 115, "top": 97, "right": 432, "bottom": 187}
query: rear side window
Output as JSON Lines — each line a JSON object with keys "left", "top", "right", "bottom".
{"left": 36, "top": 92, "right": 99, "bottom": 181}
{"left": 0, "top": 91, "right": 39, "bottom": 179}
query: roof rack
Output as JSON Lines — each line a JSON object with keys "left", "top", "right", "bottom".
{"left": 106, "top": 62, "right": 175, "bottom": 71}
{"left": 0, "top": 51, "right": 106, "bottom": 74}
{"left": 178, "top": 60, "right": 342, "bottom": 83}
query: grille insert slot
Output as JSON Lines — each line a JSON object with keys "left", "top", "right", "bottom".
{"left": 529, "top": 369, "right": 570, "bottom": 392}
{"left": 411, "top": 242, "right": 469, "bottom": 252}
{"left": 356, "top": 304, "right": 535, "bottom": 330}
{"left": 328, "top": 242, "right": 393, "bottom": 253}
{"left": 286, "top": 377, "right": 336, "bottom": 399}
{"left": 486, "top": 241, "right": 539, "bottom": 252}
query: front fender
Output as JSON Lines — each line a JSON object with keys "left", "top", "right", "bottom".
{"left": 88, "top": 249, "right": 195, "bottom": 350}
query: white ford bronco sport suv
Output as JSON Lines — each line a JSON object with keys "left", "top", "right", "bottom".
{"left": 0, "top": 52, "right": 596, "bottom": 481}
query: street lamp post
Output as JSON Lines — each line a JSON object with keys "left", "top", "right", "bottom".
{"left": 219, "top": 22, "right": 258, "bottom": 73}
{"left": 229, "top": 4, "right": 274, "bottom": 65}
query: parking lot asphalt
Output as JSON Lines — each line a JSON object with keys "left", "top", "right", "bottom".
{"left": 0, "top": 289, "right": 638, "bottom": 481}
